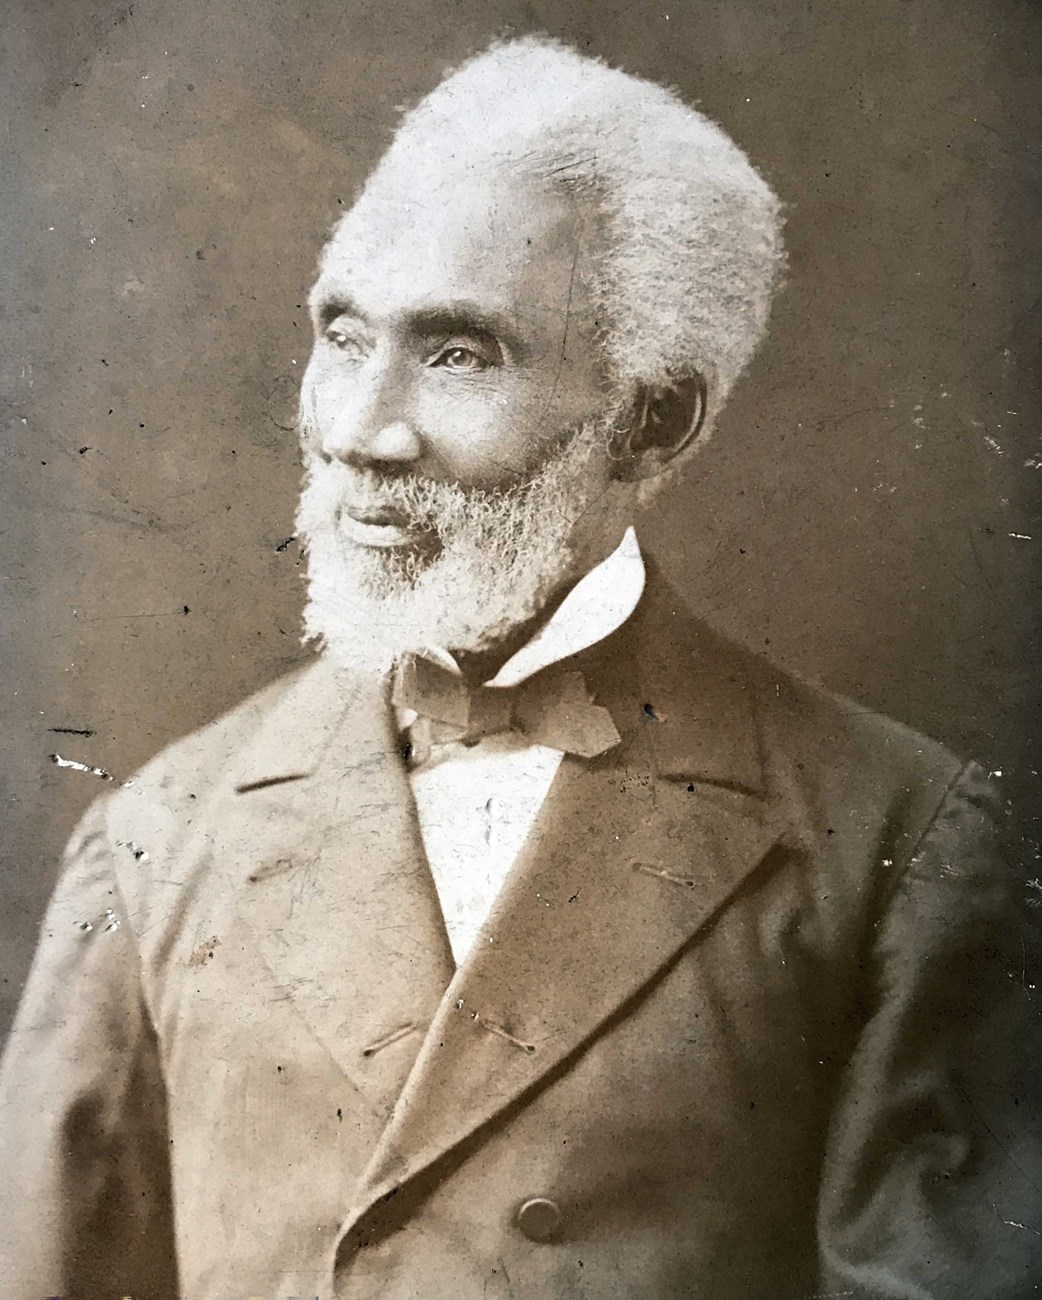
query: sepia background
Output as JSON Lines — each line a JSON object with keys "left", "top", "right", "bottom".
{"left": 2, "top": 0, "right": 1039, "bottom": 1042}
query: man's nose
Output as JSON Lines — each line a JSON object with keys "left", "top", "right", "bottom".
{"left": 317, "top": 370, "right": 423, "bottom": 468}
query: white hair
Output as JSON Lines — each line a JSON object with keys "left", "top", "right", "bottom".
{"left": 358, "top": 35, "right": 785, "bottom": 416}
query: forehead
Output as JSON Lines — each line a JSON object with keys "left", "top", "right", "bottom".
{"left": 311, "top": 165, "right": 597, "bottom": 338}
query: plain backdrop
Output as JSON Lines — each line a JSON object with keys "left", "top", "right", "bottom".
{"left": 2, "top": 0, "right": 1040, "bottom": 1041}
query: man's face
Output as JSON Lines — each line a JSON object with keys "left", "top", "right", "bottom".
{"left": 297, "top": 166, "right": 631, "bottom": 666}
{"left": 302, "top": 168, "right": 610, "bottom": 503}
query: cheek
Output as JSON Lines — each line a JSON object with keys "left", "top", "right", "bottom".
{"left": 417, "top": 366, "right": 606, "bottom": 486}
{"left": 410, "top": 390, "right": 548, "bottom": 487}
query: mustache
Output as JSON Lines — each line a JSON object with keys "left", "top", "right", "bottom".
{"left": 338, "top": 469, "right": 445, "bottom": 531}
{"left": 310, "top": 452, "right": 576, "bottom": 535}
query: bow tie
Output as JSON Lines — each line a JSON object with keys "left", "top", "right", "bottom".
{"left": 392, "top": 651, "right": 621, "bottom": 769}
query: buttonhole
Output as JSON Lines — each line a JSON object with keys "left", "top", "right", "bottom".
{"left": 632, "top": 861, "right": 696, "bottom": 888}
{"left": 235, "top": 772, "right": 310, "bottom": 794}
{"left": 362, "top": 1022, "right": 418, "bottom": 1057}
{"left": 474, "top": 1014, "right": 536, "bottom": 1054}
{"left": 247, "top": 857, "right": 295, "bottom": 883}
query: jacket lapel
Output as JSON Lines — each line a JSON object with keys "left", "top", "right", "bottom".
{"left": 345, "top": 574, "right": 786, "bottom": 1223}
{"left": 223, "top": 657, "right": 454, "bottom": 1118}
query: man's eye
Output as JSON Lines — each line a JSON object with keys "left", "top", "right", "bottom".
{"left": 324, "top": 326, "right": 365, "bottom": 358}
{"left": 432, "top": 344, "right": 492, "bottom": 373}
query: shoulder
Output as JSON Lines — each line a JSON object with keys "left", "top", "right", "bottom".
{"left": 645, "top": 588, "right": 974, "bottom": 866}
{"left": 741, "top": 636, "right": 965, "bottom": 802}
{"left": 727, "top": 632, "right": 1004, "bottom": 923}
{"left": 86, "top": 660, "right": 328, "bottom": 875}
{"left": 657, "top": 610, "right": 1016, "bottom": 962}
{"left": 123, "top": 663, "right": 316, "bottom": 797}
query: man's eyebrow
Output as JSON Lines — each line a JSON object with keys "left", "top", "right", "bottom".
{"left": 404, "top": 304, "right": 523, "bottom": 354}
{"left": 312, "top": 292, "right": 366, "bottom": 326}
{"left": 313, "top": 291, "right": 525, "bottom": 359}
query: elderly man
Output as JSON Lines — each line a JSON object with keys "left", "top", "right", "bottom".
{"left": 1, "top": 35, "right": 1039, "bottom": 1300}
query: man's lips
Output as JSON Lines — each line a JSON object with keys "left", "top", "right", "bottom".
{"left": 344, "top": 504, "right": 410, "bottom": 528}
{"left": 337, "top": 503, "right": 421, "bottom": 548}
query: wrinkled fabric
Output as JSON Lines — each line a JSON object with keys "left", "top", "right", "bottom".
{"left": 1, "top": 581, "right": 1039, "bottom": 1299}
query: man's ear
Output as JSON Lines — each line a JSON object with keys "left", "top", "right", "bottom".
{"left": 610, "top": 373, "right": 708, "bottom": 481}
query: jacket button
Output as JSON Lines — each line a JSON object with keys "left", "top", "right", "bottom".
{"left": 516, "top": 1196, "right": 563, "bottom": 1242}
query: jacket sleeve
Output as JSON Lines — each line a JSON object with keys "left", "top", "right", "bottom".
{"left": 817, "top": 761, "right": 1042, "bottom": 1299}
{"left": 0, "top": 798, "right": 179, "bottom": 1300}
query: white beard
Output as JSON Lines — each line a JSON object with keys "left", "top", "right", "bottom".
{"left": 296, "top": 414, "right": 619, "bottom": 671}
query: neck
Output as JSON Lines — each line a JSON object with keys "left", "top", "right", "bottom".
{"left": 450, "top": 584, "right": 571, "bottom": 686}
{"left": 448, "top": 525, "right": 627, "bottom": 685}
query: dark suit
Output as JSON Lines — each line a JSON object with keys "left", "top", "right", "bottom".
{"left": 1, "top": 572, "right": 1039, "bottom": 1298}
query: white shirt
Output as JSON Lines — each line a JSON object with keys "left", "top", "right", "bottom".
{"left": 400, "top": 527, "right": 646, "bottom": 966}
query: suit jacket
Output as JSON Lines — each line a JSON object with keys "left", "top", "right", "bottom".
{"left": 1, "top": 573, "right": 1039, "bottom": 1299}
